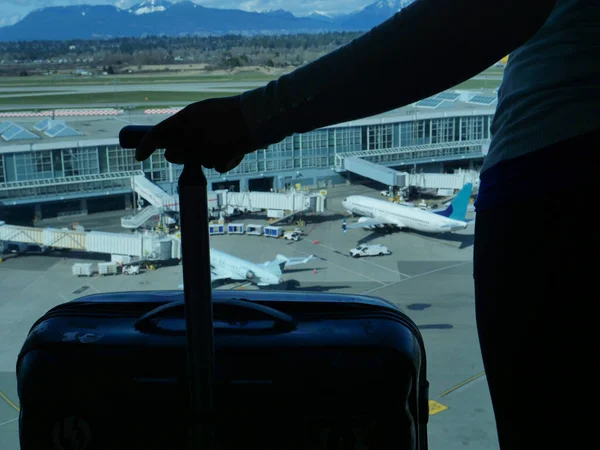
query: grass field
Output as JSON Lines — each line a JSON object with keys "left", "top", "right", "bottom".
{"left": 0, "top": 65, "right": 502, "bottom": 88}
{"left": 0, "top": 64, "right": 502, "bottom": 109}
{"left": 0, "top": 90, "right": 239, "bottom": 107}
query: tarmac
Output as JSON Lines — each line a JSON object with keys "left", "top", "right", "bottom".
{"left": 0, "top": 183, "right": 499, "bottom": 450}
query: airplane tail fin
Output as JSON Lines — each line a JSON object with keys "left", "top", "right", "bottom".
{"left": 435, "top": 183, "right": 473, "bottom": 221}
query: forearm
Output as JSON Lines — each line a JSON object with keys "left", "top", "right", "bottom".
{"left": 240, "top": 0, "right": 557, "bottom": 149}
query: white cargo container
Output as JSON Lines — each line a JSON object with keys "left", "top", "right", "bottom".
{"left": 245, "top": 224, "right": 263, "bottom": 236}
{"left": 209, "top": 224, "right": 225, "bottom": 235}
{"left": 264, "top": 226, "right": 283, "bottom": 238}
{"left": 171, "top": 238, "right": 182, "bottom": 260}
{"left": 98, "top": 262, "right": 118, "bottom": 276}
{"left": 72, "top": 263, "right": 93, "bottom": 277}
{"left": 227, "top": 223, "right": 244, "bottom": 234}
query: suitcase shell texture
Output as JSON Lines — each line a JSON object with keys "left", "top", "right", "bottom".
{"left": 16, "top": 289, "right": 428, "bottom": 450}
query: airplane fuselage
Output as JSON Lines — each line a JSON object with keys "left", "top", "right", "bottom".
{"left": 210, "top": 249, "right": 282, "bottom": 285}
{"left": 342, "top": 196, "right": 468, "bottom": 233}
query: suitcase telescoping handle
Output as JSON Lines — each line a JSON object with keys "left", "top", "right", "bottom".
{"left": 119, "top": 125, "right": 217, "bottom": 450}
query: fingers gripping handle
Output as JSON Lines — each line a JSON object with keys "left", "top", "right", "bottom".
{"left": 119, "top": 125, "right": 153, "bottom": 149}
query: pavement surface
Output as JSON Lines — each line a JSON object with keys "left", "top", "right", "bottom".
{"left": 0, "top": 183, "right": 498, "bottom": 450}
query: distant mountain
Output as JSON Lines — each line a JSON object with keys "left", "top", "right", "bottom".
{"left": 0, "top": 0, "right": 416, "bottom": 42}
{"left": 339, "top": 0, "right": 413, "bottom": 30}
{"left": 306, "top": 12, "right": 336, "bottom": 23}
{"left": 262, "top": 9, "right": 297, "bottom": 20}
{"left": 128, "top": 0, "right": 173, "bottom": 16}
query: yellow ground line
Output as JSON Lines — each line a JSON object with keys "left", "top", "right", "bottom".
{"left": 439, "top": 371, "right": 486, "bottom": 397}
{"left": 0, "top": 390, "right": 20, "bottom": 412}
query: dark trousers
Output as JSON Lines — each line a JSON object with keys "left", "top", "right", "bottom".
{"left": 474, "top": 138, "right": 597, "bottom": 449}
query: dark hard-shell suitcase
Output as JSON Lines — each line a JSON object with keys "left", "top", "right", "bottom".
{"left": 16, "top": 126, "right": 429, "bottom": 450}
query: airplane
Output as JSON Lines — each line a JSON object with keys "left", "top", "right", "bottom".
{"left": 341, "top": 183, "right": 474, "bottom": 234}
{"left": 179, "top": 248, "right": 314, "bottom": 288}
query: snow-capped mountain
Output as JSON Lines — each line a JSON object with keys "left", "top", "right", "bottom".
{"left": 0, "top": 0, "right": 416, "bottom": 41}
{"left": 339, "top": 0, "right": 414, "bottom": 30}
{"left": 128, "top": 1, "right": 173, "bottom": 16}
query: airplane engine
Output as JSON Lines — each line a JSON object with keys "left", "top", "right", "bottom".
{"left": 357, "top": 217, "right": 377, "bottom": 230}
{"left": 245, "top": 270, "right": 256, "bottom": 280}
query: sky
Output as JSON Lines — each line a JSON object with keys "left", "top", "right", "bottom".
{"left": 0, "top": 0, "right": 376, "bottom": 28}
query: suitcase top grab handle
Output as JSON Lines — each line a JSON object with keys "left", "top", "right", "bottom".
{"left": 134, "top": 298, "right": 297, "bottom": 334}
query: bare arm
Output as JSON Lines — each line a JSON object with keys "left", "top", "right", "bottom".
{"left": 240, "top": 0, "right": 558, "bottom": 148}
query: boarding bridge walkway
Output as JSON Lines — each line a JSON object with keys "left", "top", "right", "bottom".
{"left": 0, "top": 220, "right": 178, "bottom": 261}
{"left": 121, "top": 205, "right": 160, "bottom": 229}
{"left": 131, "top": 175, "right": 327, "bottom": 222}
{"left": 408, "top": 170, "right": 480, "bottom": 191}
{"left": 0, "top": 170, "right": 143, "bottom": 205}
{"left": 335, "top": 138, "right": 489, "bottom": 188}
{"left": 132, "top": 175, "right": 178, "bottom": 211}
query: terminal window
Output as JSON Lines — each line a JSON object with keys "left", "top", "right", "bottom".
{"left": 108, "top": 147, "right": 139, "bottom": 172}
{"left": 63, "top": 148, "right": 100, "bottom": 177}
{"left": 400, "top": 122, "right": 426, "bottom": 146}
{"left": 334, "top": 128, "right": 361, "bottom": 152}
{"left": 460, "top": 116, "right": 486, "bottom": 140}
{"left": 14, "top": 151, "right": 53, "bottom": 181}
{"left": 367, "top": 124, "right": 393, "bottom": 150}
{"left": 431, "top": 118, "right": 455, "bottom": 144}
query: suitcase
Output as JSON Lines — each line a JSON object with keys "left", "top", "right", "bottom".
{"left": 16, "top": 126, "right": 429, "bottom": 450}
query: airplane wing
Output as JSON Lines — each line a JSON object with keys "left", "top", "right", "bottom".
{"left": 346, "top": 217, "right": 406, "bottom": 229}
{"left": 210, "top": 266, "right": 239, "bottom": 282}
{"left": 279, "top": 254, "right": 314, "bottom": 267}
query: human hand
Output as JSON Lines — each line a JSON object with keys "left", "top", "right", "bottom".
{"left": 134, "top": 95, "right": 255, "bottom": 173}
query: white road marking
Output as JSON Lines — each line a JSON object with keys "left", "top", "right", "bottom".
{"left": 306, "top": 242, "right": 412, "bottom": 278}
{"left": 360, "top": 261, "right": 471, "bottom": 295}
{"left": 290, "top": 247, "right": 386, "bottom": 285}
{"left": 0, "top": 417, "right": 18, "bottom": 427}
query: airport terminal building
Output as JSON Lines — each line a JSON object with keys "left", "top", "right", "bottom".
{"left": 0, "top": 90, "right": 496, "bottom": 221}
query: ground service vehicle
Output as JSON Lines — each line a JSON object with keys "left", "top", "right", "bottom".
{"left": 284, "top": 230, "right": 301, "bottom": 241}
{"left": 350, "top": 244, "right": 392, "bottom": 258}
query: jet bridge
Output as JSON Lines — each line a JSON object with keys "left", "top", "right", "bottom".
{"left": 339, "top": 157, "right": 479, "bottom": 194}
{"left": 129, "top": 175, "right": 327, "bottom": 229}
{"left": 343, "top": 157, "right": 407, "bottom": 188}
{"left": 132, "top": 175, "right": 178, "bottom": 211}
{"left": 0, "top": 220, "right": 179, "bottom": 261}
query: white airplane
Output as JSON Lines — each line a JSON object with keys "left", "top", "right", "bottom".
{"left": 179, "top": 249, "right": 314, "bottom": 288}
{"left": 341, "top": 183, "right": 474, "bottom": 234}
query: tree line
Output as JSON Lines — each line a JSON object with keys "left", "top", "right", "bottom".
{"left": 0, "top": 33, "right": 363, "bottom": 75}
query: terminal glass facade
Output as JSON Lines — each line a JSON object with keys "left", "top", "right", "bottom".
{"left": 0, "top": 113, "right": 493, "bottom": 202}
